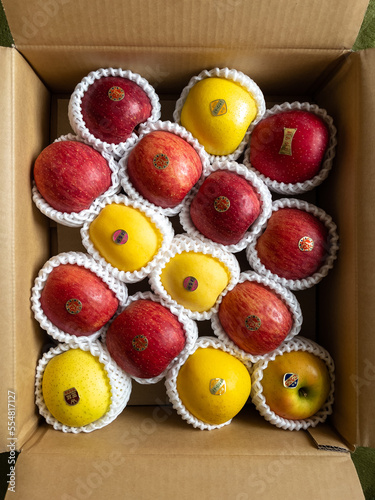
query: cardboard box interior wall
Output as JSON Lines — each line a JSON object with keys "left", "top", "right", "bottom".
{"left": 1, "top": 1, "right": 374, "bottom": 498}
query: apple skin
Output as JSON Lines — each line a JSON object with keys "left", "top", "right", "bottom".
{"left": 249, "top": 110, "right": 330, "bottom": 184}
{"left": 255, "top": 208, "right": 329, "bottom": 281}
{"left": 260, "top": 350, "right": 331, "bottom": 420}
{"left": 218, "top": 280, "right": 293, "bottom": 355}
{"left": 34, "top": 140, "right": 112, "bottom": 213}
{"left": 189, "top": 170, "right": 261, "bottom": 245}
{"left": 40, "top": 264, "right": 119, "bottom": 337}
{"left": 105, "top": 299, "right": 186, "bottom": 378}
{"left": 126, "top": 130, "right": 203, "bottom": 208}
{"left": 80, "top": 76, "right": 152, "bottom": 144}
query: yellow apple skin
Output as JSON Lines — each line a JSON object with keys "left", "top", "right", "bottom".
{"left": 89, "top": 203, "right": 162, "bottom": 272}
{"left": 160, "top": 251, "right": 230, "bottom": 312}
{"left": 260, "top": 350, "right": 331, "bottom": 420}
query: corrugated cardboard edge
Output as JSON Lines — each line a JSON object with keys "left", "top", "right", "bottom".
{"left": 316, "top": 48, "right": 375, "bottom": 449}
{"left": 0, "top": 46, "right": 51, "bottom": 452}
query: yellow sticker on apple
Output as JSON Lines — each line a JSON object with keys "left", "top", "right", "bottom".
{"left": 209, "top": 378, "right": 226, "bottom": 395}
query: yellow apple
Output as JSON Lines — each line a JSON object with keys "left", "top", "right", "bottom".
{"left": 160, "top": 251, "right": 230, "bottom": 312}
{"left": 260, "top": 350, "right": 331, "bottom": 420}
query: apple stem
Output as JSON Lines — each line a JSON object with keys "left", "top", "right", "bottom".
{"left": 299, "top": 388, "right": 308, "bottom": 398}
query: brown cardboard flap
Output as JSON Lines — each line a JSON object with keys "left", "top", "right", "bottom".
{"left": 17, "top": 45, "right": 350, "bottom": 96}
{"left": 316, "top": 48, "right": 375, "bottom": 449}
{"left": 10, "top": 407, "right": 364, "bottom": 500}
{"left": 0, "top": 47, "right": 51, "bottom": 452}
{"left": 4, "top": 0, "right": 368, "bottom": 51}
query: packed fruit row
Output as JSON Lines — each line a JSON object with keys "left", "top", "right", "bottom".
{"left": 31, "top": 66, "right": 338, "bottom": 433}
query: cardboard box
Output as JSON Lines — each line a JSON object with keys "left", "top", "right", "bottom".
{"left": 1, "top": 0, "right": 374, "bottom": 498}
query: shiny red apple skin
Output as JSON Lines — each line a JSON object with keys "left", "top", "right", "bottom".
{"left": 105, "top": 299, "right": 186, "bottom": 378}
{"left": 40, "top": 264, "right": 119, "bottom": 337}
{"left": 218, "top": 280, "right": 293, "bottom": 355}
{"left": 255, "top": 208, "right": 329, "bottom": 281}
{"left": 189, "top": 170, "right": 261, "bottom": 245}
{"left": 33, "top": 141, "right": 112, "bottom": 213}
{"left": 126, "top": 130, "right": 203, "bottom": 208}
{"left": 81, "top": 76, "right": 152, "bottom": 144}
{"left": 249, "top": 110, "right": 330, "bottom": 184}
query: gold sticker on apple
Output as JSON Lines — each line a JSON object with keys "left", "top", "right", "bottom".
{"left": 183, "top": 276, "right": 198, "bottom": 292}
{"left": 245, "top": 315, "right": 261, "bottom": 331}
{"left": 112, "top": 229, "right": 128, "bottom": 245}
{"left": 298, "top": 236, "right": 314, "bottom": 252}
{"left": 214, "top": 196, "right": 231, "bottom": 213}
{"left": 210, "top": 99, "right": 227, "bottom": 117}
{"left": 153, "top": 153, "right": 169, "bottom": 170}
{"left": 65, "top": 298, "right": 82, "bottom": 315}
{"left": 209, "top": 378, "right": 226, "bottom": 396}
{"left": 279, "top": 128, "right": 297, "bottom": 156}
{"left": 63, "top": 387, "right": 80, "bottom": 406}
{"left": 283, "top": 373, "right": 299, "bottom": 388}
{"left": 108, "top": 86, "right": 125, "bottom": 101}
{"left": 132, "top": 335, "right": 148, "bottom": 352}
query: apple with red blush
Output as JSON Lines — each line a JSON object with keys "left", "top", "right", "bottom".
{"left": 255, "top": 207, "right": 329, "bottom": 281}
{"left": 33, "top": 140, "right": 112, "bottom": 213}
{"left": 126, "top": 130, "right": 203, "bottom": 209}
{"left": 40, "top": 263, "right": 119, "bottom": 337}
{"left": 105, "top": 298, "right": 186, "bottom": 379}
{"left": 249, "top": 109, "right": 330, "bottom": 184}
{"left": 218, "top": 279, "right": 293, "bottom": 356}
{"left": 189, "top": 169, "right": 261, "bottom": 245}
{"left": 80, "top": 76, "right": 152, "bottom": 144}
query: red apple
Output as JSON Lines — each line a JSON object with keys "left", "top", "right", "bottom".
{"left": 218, "top": 280, "right": 293, "bottom": 355}
{"left": 259, "top": 349, "right": 331, "bottom": 420}
{"left": 249, "top": 110, "right": 330, "bottom": 184}
{"left": 126, "top": 130, "right": 203, "bottom": 208}
{"left": 40, "top": 264, "right": 119, "bottom": 337}
{"left": 80, "top": 76, "right": 152, "bottom": 144}
{"left": 33, "top": 140, "right": 112, "bottom": 213}
{"left": 105, "top": 299, "right": 186, "bottom": 378}
{"left": 255, "top": 208, "right": 329, "bottom": 281}
{"left": 189, "top": 170, "right": 261, "bottom": 245}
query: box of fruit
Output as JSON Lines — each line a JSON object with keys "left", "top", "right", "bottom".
{"left": 0, "top": 1, "right": 374, "bottom": 499}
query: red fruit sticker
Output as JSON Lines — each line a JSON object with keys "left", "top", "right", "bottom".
{"left": 112, "top": 229, "right": 128, "bottom": 245}
{"left": 210, "top": 99, "right": 227, "bottom": 117}
{"left": 279, "top": 128, "right": 297, "bottom": 156}
{"left": 153, "top": 153, "right": 169, "bottom": 170}
{"left": 65, "top": 298, "right": 82, "bottom": 315}
{"left": 132, "top": 335, "right": 148, "bottom": 352}
{"left": 298, "top": 236, "right": 314, "bottom": 252}
{"left": 283, "top": 373, "right": 299, "bottom": 389}
{"left": 183, "top": 276, "right": 198, "bottom": 292}
{"left": 214, "top": 196, "right": 231, "bottom": 213}
{"left": 245, "top": 315, "right": 261, "bottom": 331}
{"left": 108, "top": 86, "right": 125, "bottom": 101}
{"left": 63, "top": 387, "right": 80, "bottom": 406}
{"left": 209, "top": 378, "right": 226, "bottom": 395}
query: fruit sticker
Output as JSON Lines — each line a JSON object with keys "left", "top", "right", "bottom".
{"left": 214, "top": 196, "right": 231, "bottom": 213}
{"left": 298, "top": 236, "right": 314, "bottom": 252}
{"left": 153, "top": 153, "right": 169, "bottom": 170}
{"left": 245, "top": 315, "right": 261, "bottom": 331}
{"left": 65, "top": 298, "right": 82, "bottom": 315}
{"left": 209, "top": 378, "right": 226, "bottom": 396}
{"left": 209, "top": 99, "right": 227, "bottom": 117}
{"left": 63, "top": 387, "right": 80, "bottom": 406}
{"left": 282, "top": 373, "right": 299, "bottom": 388}
{"left": 183, "top": 276, "right": 198, "bottom": 292}
{"left": 112, "top": 229, "right": 128, "bottom": 245}
{"left": 132, "top": 335, "right": 148, "bottom": 352}
{"left": 279, "top": 128, "right": 297, "bottom": 156}
{"left": 108, "top": 86, "right": 125, "bottom": 101}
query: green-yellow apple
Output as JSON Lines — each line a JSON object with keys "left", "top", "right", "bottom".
{"left": 260, "top": 350, "right": 331, "bottom": 420}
